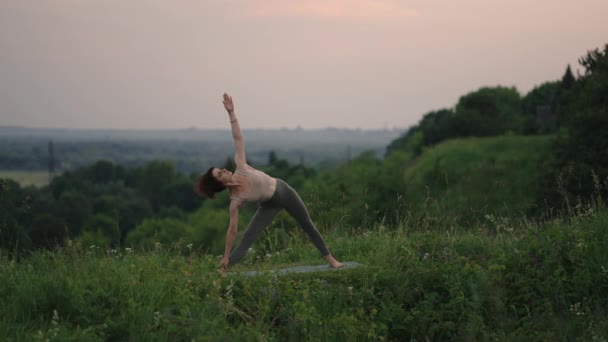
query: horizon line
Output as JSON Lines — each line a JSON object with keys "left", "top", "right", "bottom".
{"left": 0, "top": 125, "right": 407, "bottom": 132}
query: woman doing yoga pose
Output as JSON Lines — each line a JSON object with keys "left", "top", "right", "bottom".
{"left": 195, "top": 93, "right": 344, "bottom": 275}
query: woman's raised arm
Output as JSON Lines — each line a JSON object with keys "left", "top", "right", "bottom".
{"left": 222, "top": 93, "right": 246, "bottom": 166}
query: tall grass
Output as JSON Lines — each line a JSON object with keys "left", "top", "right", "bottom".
{"left": 1, "top": 203, "right": 607, "bottom": 340}
{"left": 403, "top": 135, "right": 553, "bottom": 221}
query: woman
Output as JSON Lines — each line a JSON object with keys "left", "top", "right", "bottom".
{"left": 195, "top": 93, "right": 344, "bottom": 274}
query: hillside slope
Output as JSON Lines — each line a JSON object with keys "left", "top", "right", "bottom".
{"left": 403, "top": 134, "right": 553, "bottom": 221}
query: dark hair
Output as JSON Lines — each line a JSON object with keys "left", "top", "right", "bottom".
{"left": 194, "top": 167, "right": 226, "bottom": 199}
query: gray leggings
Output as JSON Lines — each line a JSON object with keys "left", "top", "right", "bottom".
{"left": 229, "top": 179, "right": 330, "bottom": 266}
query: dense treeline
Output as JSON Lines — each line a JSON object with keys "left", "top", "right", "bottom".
{"left": 386, "top": 44, "right": 608, "bottom": 209}
{"left": 384, "top": 65, "right": 573, "bottom": 156}
{"left": 1, "top": 44, "right": 607, "bottom": 256}
{"left": 0, "top": 154, "right": 318, "bottom": 255}
{"left": 1, "top": 160, "right": 195, "bottom": 252}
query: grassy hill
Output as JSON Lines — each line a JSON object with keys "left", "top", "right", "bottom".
{"left": 402, "top": 134, "right": 553, "bottom": 223}
{"left": 3, "top": 133, "right": 607, "bottom": 340}
{"left": 1, "top": 204, "right": 607, "bottom": 340}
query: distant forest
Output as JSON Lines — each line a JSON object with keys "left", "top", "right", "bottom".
{"left": 0, "top": 127, "right": 403, "bottom": 173}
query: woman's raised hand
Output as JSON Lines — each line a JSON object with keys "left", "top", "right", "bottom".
{"left": 222, "top": 93, "right": 235, "bottom": 113}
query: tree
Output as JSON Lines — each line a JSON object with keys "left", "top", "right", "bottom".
{"left": 561, "top": 64, "right": 576, "bottom": 89}
{"left": 49, "top": 172, "right": 87, "bottom": 200}
{"left": 83, "top": 214, "right": 120, "bottom": 246}
{"left": 521, "top": 81, "right": 560, "bottom": 133}
{"left": 188, "top": 201, "right": 231, "bottom": 254}
{"left": 553, "top": 64, "right": 580, "bottom": 127}
{"left": 387, "top": 87, "right": 527, "bottom": 158}
{"left": 0, "top": 180, "right": 29, "bottom": 253}
{"left": 27, "top": 214, "right": 67, "bottom": 249}
{"left": 268, "top": 151, "right": 278, "bottom": 165}
{"left": 543, "top": 44, "right": 608, "bottom": 207}
{"left": 136, "top": 161, "right": 176, "bottom": 212}
{"left": 453, "top": 86, "right": 523, "bottom": 136}
{"left": 116, "top": 199, "right": 153, "bottom": 241}
{"left": 58, "top": 191, "right": 92, "bottom": 236}
{"left": 85, "top": 160, "right": 119, "bottom": 184}
{"left": 419, "top": 109, "right": 455, "bottom": 146}
{"left": 160, "top": 177, "right": 200, "bottom": 212}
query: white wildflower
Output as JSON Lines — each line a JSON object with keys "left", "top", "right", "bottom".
{"left": 51, "top": 309, "right": 60, "bottom": 325}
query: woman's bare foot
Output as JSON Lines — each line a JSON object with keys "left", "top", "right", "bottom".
{"left": 325, "top": 254, "right": 344, "bottom": 268}
{"left": 218, "top": 257, "right": 229, "bottom": 277}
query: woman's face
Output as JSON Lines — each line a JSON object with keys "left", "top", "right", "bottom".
{"left": 212, "top": 168, "right": 233, "bottom": 184}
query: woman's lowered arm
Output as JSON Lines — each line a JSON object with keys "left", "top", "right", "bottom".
{"left": 222, "top": 93, "right": 246, "bottom": 166}
{"left": 220, "top": 199, "right": 241, "bottom": 271}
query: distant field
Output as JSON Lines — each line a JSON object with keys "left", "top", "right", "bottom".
{"left": 0, "top": 126, "right": 404, "bottom": 172}
{"left": 0, "top": 170, "right": 50, "bottom": 187}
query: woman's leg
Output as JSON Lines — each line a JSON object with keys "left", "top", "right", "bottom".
{"left": 279, "top": 182, "right": 331, "bottom": 257}
{"left": 228, "top": 204, "right": 281, "bottom": 266}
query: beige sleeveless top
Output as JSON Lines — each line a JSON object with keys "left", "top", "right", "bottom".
{"left": 230, "top": 168, "right": 276, "bottom": 203}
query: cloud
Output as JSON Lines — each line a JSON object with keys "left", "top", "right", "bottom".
{"left": 238, "top": 0, "right": 419, "bottom": 20}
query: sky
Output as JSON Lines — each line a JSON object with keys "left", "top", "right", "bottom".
{"left": 1, "top": 0, "right": 607, "bottom": 130}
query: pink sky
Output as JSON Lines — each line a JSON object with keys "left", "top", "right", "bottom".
{"left": 1, "top": 0, "right": 607, "bottom": 130}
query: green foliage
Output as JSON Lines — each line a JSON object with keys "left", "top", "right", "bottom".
{"left": 84, "top": 160, "right": 124, "bottom": 184}
{"left": 0, "top": 179, "right": 29, "bottom": 253}
{"left": 1, "top": 204, "right": 607, "bottom": 340}
{"left": 136, "top": 161, "right": 177, "bottom": 212}
{"left": 263, "top": 151, "right": 317, "bottom": 190}
{"left": 522, "top": 81, "right": 560, "bottom": 114}
{"left": 57, "top": 190, "right": 92, "bottom": 236}
{"left": 561, "top": 64, "right": 576, "bottom": 89}
{"left": 301, "top": 152, "right": 384, "bottom": 230}
{"left": 84, "top": 214, "right": 120, "bottom": 245}
{"left": 159, "top": 177, "right": 200, "bottom": 212}
{"left": 2, "top": 159, "right": 201, "bottom": 250}
{"left": 418, "top": 109, "right": 455, "bottom": 146}
{"left": 77, "top": 229, "right": 111, "bottom": 249}
{"left": 387, "top": 86, "right": 533, "bottom": 159}
{"left": 27, "top": 214, "right": 67, "bottom": 249}
{"left": 188, "top": 201, "right": 233, "bottom": 255}
{"left": 125, "top": 218, "right": 193, "bottom": 250}
{"left": 521, "top": 80, "right": 560, "bottom": 133}
{"left": 403, "top": 135, "right": 552, "bottom": 223}
{"left": 453, "top": 86, "right": 524, "bottom": 136}
{"left": 543, "top": 44, "right": 608, "bottom": 207}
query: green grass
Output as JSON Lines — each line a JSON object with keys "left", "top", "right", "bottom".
{"left": 1, "top": 204, "right": 608, "bottom": 341}
{"left": 404, "top": 134, "right": 553, "bottom": 221}
{"left": 0, "top": 170, "right": 50, "bottom": 187}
